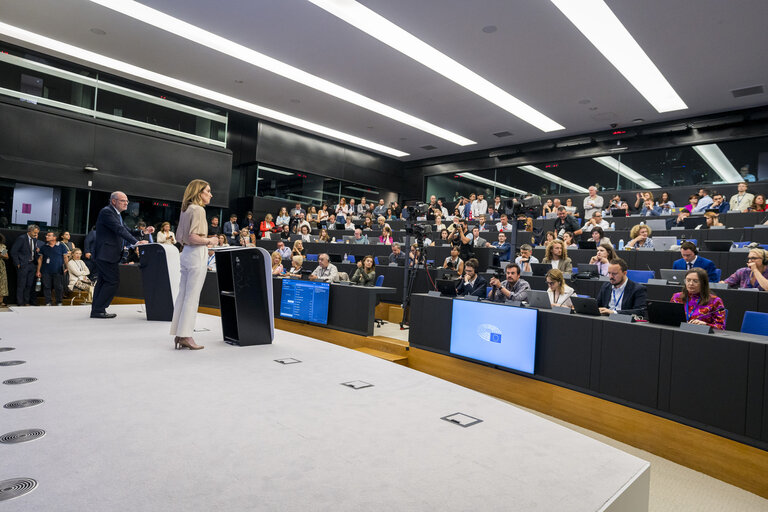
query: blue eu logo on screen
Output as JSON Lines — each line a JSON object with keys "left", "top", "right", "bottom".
{"left": 490, "top": 332, "right": 502, "bottom": 343}
{"left": 477, "top": 323, "right": 503, "bottom": 343}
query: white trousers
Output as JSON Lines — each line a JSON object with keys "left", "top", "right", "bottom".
{"left": 169, "top": 245, "right": 207, "bottom": 337}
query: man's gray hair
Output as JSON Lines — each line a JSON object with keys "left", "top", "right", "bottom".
{"left": 110, "top": 191, "right": 126, "bottom": 202}
{"left": 27, "top": 224, "right": 39, "bottom": 233}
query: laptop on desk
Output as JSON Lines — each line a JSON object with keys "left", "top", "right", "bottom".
{"left": 531, "top": 263, "right": 553, "bottom": 276}
{"left": 578, "top": 240, "right": 597, "bottom": 250}
{"left": 610, "top": 208, "right": 627, "bottom": 217}
{"left": 703, "top": 240, "right": 733, "bottom": 252}
{"left": 525, "top": 290, "right": 552, "bottom": 309}
{"left": 647, "top": 300, "right": 686, "bottom": 326}
{"left": 436, "top": 279, "right": 458, "bottom": 297}
{"left": 682, "top": 216, "right": 706, "bottom": 229}
{"left": 653, "top": 236, "right": 677, "bottom": 251}
{"left": 571, "top": 296, "right": 601, "bottom": 316}
{"left": 660, "top": 269, "right": 688, "bottom": 285}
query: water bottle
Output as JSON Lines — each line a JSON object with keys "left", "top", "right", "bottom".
{"left": 610, "top": 222, "right": 615, "bottom": 229}
{"left": 35, "top": 278, "right": 41, "bottom": 292}
{"left": 618, "top": 239, "right": 625, "bottom": 251}
{"left": 343, "top": 252, "right": 348, "bottom": 263}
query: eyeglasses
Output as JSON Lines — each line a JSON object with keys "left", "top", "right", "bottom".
{"left": 685, "top": 279, "right": 700, "bottom": 284}
{"left": 747, "top": 256, "right": 760, "bottom": 261}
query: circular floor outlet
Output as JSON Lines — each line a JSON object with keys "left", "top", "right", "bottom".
{"left": 0, "top": 429, "right": 46, "bottom": 444}
{"left": 0, "top": 478, "right": 37, "bottom": 502}
{"left": 3, "top": 378, "right": 38, "bottom": 385}
{"left": 0, "top": 347, "right": 15, "bottom": 352}
{"left": 3, "top": 399, "right": 44, "bottom": 409}
{"left": 0, "top": 361, "right": 25, "bottom": 366}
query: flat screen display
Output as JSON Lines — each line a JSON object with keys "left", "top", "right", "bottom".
{"left": 280, "top": 279, "right": 330, "bottom": 325}
{"left": 450, "top": 300, "right": 537, "bottom": 374}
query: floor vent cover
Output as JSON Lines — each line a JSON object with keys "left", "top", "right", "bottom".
{"left": 0, "top": 478, "right": 37, "bottom": 502}
{"left": 0, "top": 429, "right": 46, "bottom": 444}
{"left": 3, "top": 399, "right": 44, "bottom": 409}
{"left": 3, "top": 378, "right": 37, "bottom": 385}
{"left": 0, "top": 361, "right": 25, "bottom": 366}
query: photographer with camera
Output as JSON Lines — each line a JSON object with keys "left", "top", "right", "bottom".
{"left": 488, "top": 263, "right": 530, "bottom": 303}
{"left": 449, "top": 218, "right": 473, "bottom": 261}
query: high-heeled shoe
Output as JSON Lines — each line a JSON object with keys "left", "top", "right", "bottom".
{"left": 178, "top": 337, "right": 204, "bottom": 350}
{"left": 174, "top": 336, "right": 182, "bottom": 350}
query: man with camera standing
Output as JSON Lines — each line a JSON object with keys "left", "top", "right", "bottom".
{"left": 449, "top": 218, "right": 473, "bottom": 262}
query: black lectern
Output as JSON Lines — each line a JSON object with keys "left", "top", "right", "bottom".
{"left": 214, "top": 247, "right": 274, "bottom": 345}
{"left": 138, "top": 243, "right": 180, "bottom": 321}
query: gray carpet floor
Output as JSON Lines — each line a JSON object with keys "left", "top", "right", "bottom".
{"left": 1, "top": 305, "right": 649, "bottom": 511}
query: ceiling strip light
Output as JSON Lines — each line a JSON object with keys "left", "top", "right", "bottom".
{"left": 593, "top": 156, "right": 661, "bottom": 189}
{"left": 517, "top": 165, "right": 589, "bottom": 193}
{"left": 307, "top": 0, "right": 564, "bottom": 133}
{"left": 551, "top": 0, "right": 687, "bottom": 113}
{"left": 88, "top": 0, "right": 474, "bottom": 147}
{"left": 692, "top": 144, "right": 742, "bottom": 183}
{"left": 0, "top": 21, "right": 409, "bottom": 157}
{"left": 457, "top": 173, "right": 528, "bottom": 196}
{"left": 258, "top": 165, "right": 295, "bottom": 176}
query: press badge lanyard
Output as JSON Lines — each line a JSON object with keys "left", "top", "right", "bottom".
{"left": 611, "top": 287, "right": 625, "bottom": 311}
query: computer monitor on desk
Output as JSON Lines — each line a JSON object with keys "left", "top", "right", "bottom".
{"left": 683, "top": 216, "right": 706, "bottom": 229}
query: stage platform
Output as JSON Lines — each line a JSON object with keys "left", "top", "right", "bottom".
{"left": 0, "top": 305, "right": 649, "bottom": 511}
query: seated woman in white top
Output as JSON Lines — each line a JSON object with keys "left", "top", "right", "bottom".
{"left": 545, "top": 268, "right": 575, "bottom": 308}
{"left": 275, "top": 207, "right": 291, "bottom": 228}
{"left": 589, "top": 243, "right": 617, "bottom": 276}
{"left": 67, "top": 248, "right": 94, "bottom": 303}
{"left": 625, "top": 224, "right": 654, "bottom": 249}
{"left": 157, "top": 222, "right": 176, "bottom": 245}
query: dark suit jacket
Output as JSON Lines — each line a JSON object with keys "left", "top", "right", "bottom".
{"left": 597, "top": 279, "right": 647, "bottom": 315}
{"left": 10, "top": 234, "right": 42, "bottom": 267}
{"left": 94, "top": 206, "right": 139, "bottom": 263}
{"left": 672, "top": 256, "right": 718, "bottom": 283}
{"left": 456, "top": 275, "right": 488, "bottom": 298}
{"left": 84, "top": 229, "right": 97, "bottom": 257}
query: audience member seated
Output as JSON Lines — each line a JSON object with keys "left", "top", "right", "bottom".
{"left": 540, "top": 231, "right": 556, "bottom": 246}
{"left": 487, "top": 232, "right": 511, "bottom": 262}
{"left": 439, "top": 229, "right": 449, "bottom": 241}
{"left": 239, "top": 228, "right": 254, "bottom": 247}
{"left": 545, "top": 269, "right": 575, "bottom": 308}
{"left": 640, "top": 198, "right": 662, "bottom": 216}
{"left": 729, "top": 182, "right": 754, "bottom": 212}
{"left": 271, "top": 251, "right": 284, "bottom": 275}
{"left": 670, "top": 268, "right": 725, "bottom": 330}
{"left": 553, "top": 206, "right": 583, "bottom": 238}
{"left": 583, "top": 211, "right": 609, "bottom": 232}
{"left": 514, "top": 244, "right": 539, "bottom": 273}
{"left": 562, "top": 231, "right": 578, "bottom": 249}
{"left": 207, "top": 248, "right": 216, "bottom": 272}
{"left": 376, "top": 215, "right": 388, "bottom": 231}
{"left": 276, "top": 240, "right": 292, "bottom": 260}
{"left": 379, "top": 226, "right": 393, "bottom": 245}
{"left": 565, "top": 198, "right": 579, "bottom": 217}
{"left": 299, "top": 225, "right": 312, "bottom": 243}
{"left": 722, "top": 248, "right": 768, "bottom": 291}
{"left": 692, "top": 188, "right": 714, "bottom": 214}
{"left": 436, "top": 199, "right": 449, "bottom": 218}
{"left": 292, "top": 240, "right": 306, "bottom": 257}
{"left": 318, "top": 228, "right": 332, "bottom": 243}
{"left": 495, "top": 214, "right": 514, "bottom": 232}
{"left": 309, "top": 253, "right": 339, "bottom": 283}
{"left": 224, "top": 213, "right": 239, "bottom": 245}
{"left": 486, "top": 206, "right": 500, "bottom": 220}
{"left": 455, "top": 258, "right": 487, "bottom": 297}
{"left": 673, "top": 241, "right": 718, "bottom": 283}
{"left": 388, "top": 243, "right": 406, "bottom": 265}
{"left": 351, "top": 255, "right": 376, "bottom": 286}
{"left": 683, "top": 194, "right": 698, "bottom": 213}
{"left": 288, "top": 255, "right": 304, "bottom": 275}
{"left": 442, "top": 246, "right": 464, "bottom": 275}
{"left": 434, "top": 214, "right": 446, "bottom": 232}
{"left": 38, "top": 231, "right": 69, "bottom": 306}
{"left": 208, "top": 215, "right": 220, "bottom": 236}
{"left": 543, "top": 239, "right": 573, "bottom": 273}
{"left": 244, "top": 211, "right": 256, "bottom": 232}
{"left": 699, "top": 211, "right": 723, "bottom": 229}
{"left": 67, "top": 248, "right": 93, "bottom": 303}
{"left": 589, "top": 243, "right": 618, "bottom": 276}
{"left": 750, "top": 193, "right": 767, "bottom": 212}
{"left": 626, "top": 224, "right": 654, "bottom": 249}
{"left": 279, "top": 225, "right": 291, "bottom": 241}
{"left": 597, "top": 257, "right": 647, "bottom": 315}
{"left": 384, "top": 208, "right": 396, "bottom": 222}
{"left": 216, "top": 234, "right": 229, "bottom": 247}
{"left": 633, "top": 192, "right": 654, "bottom": 213}
{"left": 373, "top": 199, "right": 387, "bottom": 217}
{"left": 157, "top": 222, "right": 176, "bottom": 245}
{"left": 590, "top": 226, "right": 612, "bottom": 247}
{"left": 475, "top": 215, "right": 488, "bottom": 232}
{"left": 352, "top": 228, "right": 369, "bottom": 244}
{"left": 541, "top": 198, "right": 554, "bottom": 216}
{"left": 276, "top": 207, "right": 290, "bottom": 228}
{"left": 709, "top": 193, "right": 730, "bottom": 214}
{"left": 604, "top": 194, "right": 629, "bottom": 215}
{"left": 289, "top": 202, "right": 305, "bottom": 217}
{"left": 656, "top": 191, "right": 675, "bottom": 213}
{"left": 471, "top": 227, "right": 487, "bottom": 248}
{"left": 488, "top": 263, "right": 530, "bottom": 302}
{"left": 362, "top": 217, "right": 374, "bottom": 230}
{"left": 673, "top": 209, "right": 690, "bottom": 228}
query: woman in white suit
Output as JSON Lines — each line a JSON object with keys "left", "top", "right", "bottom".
{"left": 170, "top": 180, "right": 219, "bottom": 350}
{"left": 545, "top": 268, "right": 575, "bottom": 308}
{"left": 67, "top": 248, "right": 94, "bottom": 302}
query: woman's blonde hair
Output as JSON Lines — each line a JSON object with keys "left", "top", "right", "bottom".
{"left": 181, "top": 179, "right": 210, "bottom": 212}
{"left": 271, "top": 251, "right": 281, "bottom": 267}
{"left": 292, "top": 255, "right": 304, "bottom": 266}
{"left": 544, "top": 239, "right": 568, "bottom": 262}
{"left": 265, "top": 213, "right": 273, "bottom": 222}
{"left": 629, "top": 223, "right": 652, "bottom": 239}
{"left": 161, "top": 221, "right": 171, "bottom": 231}
{"left": 545, "top": 269, "right": 565, "bottom": 294}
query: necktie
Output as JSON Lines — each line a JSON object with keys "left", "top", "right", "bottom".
{"left": 29, "top": 237, "right": 34, "bottom": 261}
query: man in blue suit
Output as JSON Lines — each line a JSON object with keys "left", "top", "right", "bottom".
{"left": 597, "top": 257, "right": 647, "bottom": 316}
{"left": 10, "top": 224, "right": 43, "bottom": 305}
{"left": 90, "top": 191, "right": 152, "bottom": 318}
{"left": 673, "top": 241, "right": 719, "bottom": 283}
{"left": 455, "top": 259, "right": 488, "bottom": 298}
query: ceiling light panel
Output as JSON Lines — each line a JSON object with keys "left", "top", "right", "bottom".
{"left": 593, "top": 156, "right": 661, "bottom": 189}
{"left": 307, "top": 0, "right": 565, "bottom": 133}
{"left": 551, "top": 0, "right": 687, "bottom": 113}
{"left": 517, "top": 165, "right": 589, "bottom": 193}
{"left": 87, "top": 0, "right": 474, "bottom": 146}
{"left": 692, "top": 144, "right": 742, "bottom": 183}
{"left": 0, "top": 21, "right": 408, "bottom": 157}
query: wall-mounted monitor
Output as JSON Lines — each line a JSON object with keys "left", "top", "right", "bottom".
{"left": 450, "top": 300, "right": 537, "bottom": 374}
{"left": 279, "top": 279, "right": 330, "bottom": 325}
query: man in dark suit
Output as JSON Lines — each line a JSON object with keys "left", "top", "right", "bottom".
{"left": 597, "top": 257, "right": 647, "bottom": 316}
{"left": 455, "top": 258, "right": 487, "bottom": 298}
{"left": 10, "top": 224, "right": 42, "bottom": 305}
{"left": 91, "top": 191, "right": 152, "bottom": 318}
{"left": 672, "top": 241, "right": 719, "bottom": 283}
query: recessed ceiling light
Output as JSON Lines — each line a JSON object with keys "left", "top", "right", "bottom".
{"left": 632, "top": 118, "right": 644, "bottom": 123}
{"left": 89, "top": 28, "right": 107, "bottom": 35}
{"left": 551, "top": 0, "right": 687, "bottom": 113}
{"left": 308, "top": 0, "right": 565, "bottom": 132}
{"left": 482, "top": 25, "right": 497, "bottom": 34}
{"left": 692, "top": 144, "right": 742, "bottom": 183}
{"left": 87, "top": 0, "right": 474, "bottom": 146}
{"left": 0, "top": 21, "right": 409, "bottom": 157}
